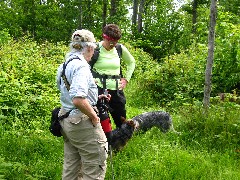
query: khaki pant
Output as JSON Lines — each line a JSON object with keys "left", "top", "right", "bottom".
{"left": 60, "top": 112, "right": 108, "bottom": 180}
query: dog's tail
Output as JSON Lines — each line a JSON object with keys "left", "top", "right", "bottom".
{"left": 169, "top": 123, "right": 181, "bottom": 135}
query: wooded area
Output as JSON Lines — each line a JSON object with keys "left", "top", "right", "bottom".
{"left": 0, "top": 1, "right": 240, "bottom": 179}
{"left": 0, "top": 0, "right": 238, "bottom": 57}
{"left": 0, "top": 0, "right": 240, "bottom": 99}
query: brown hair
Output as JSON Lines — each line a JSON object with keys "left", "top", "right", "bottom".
{"left": 103, "top": 24, "right": 122, "bottom": 40}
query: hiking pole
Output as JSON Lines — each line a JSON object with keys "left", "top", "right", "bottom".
{"left": 109, "top": 144, "right": 114, "bottom": 180}
{"left": 103, "top": 89, "right": 114, "bottom": 180}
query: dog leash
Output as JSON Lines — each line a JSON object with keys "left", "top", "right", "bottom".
{"left": 109, "top": 144, "right": 114, "bottom": 180}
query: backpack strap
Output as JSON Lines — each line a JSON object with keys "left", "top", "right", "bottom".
{"left": 115, "top": 44, "right": 122, "bottom": 59}
{"left": 115, "top": 44, "right": 123, "bottom": 76}
{"left": 61, "top": 56, "right": 81, "bottom": 91}
{"left": 90, "top": 43, "right": 100, "bottom": 69}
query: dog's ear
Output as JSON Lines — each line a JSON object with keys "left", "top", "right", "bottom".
{"left": 126, "top": 120, "right": 135, "bottom": 127}
{"left": 120, "top": 116, "right": 127, "bottom": 124}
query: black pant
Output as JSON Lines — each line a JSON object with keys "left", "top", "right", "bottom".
{"left": 98, "top": 87, "right": 126, "bottom": 128}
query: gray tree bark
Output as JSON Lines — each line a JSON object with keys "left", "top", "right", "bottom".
{"left": 192, "top": 0, "right": 198, "bottom": 33}
{"left": 102, "top": 0, "right": 108, "bottom": 28}
{"left": 203, "top": 0, "right": 217, "bottom": 110}
{"left": 110, "top": 0, "right": 117, "bottom": 16}
{"left": 137, "top": 0, "right": 145, "bottom": 33}
{"left": 78, "top": 0, "right": 82, "bottom": 29}
{"left": 132, "top": 0, "right": 138, "bottom": 34}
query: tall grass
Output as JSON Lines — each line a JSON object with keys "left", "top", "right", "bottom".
{"left": 0, "top": 38, "right": 239, "bottom": 179}
{"left": 107, "top": 130, "right": 239, "bottom": 180}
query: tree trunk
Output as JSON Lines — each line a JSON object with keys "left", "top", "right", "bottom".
{"left": 192, "top": 0, "right": 198, "bottom": 33}
{"left": 30, "top": 0, "right": 36, "bottom": 39}
{"left": 102, "top": 0, "right": 108, "bottom": 29}
{"left": 132, "top": 0, "right": 138, "bottom": 26}
{"left": 138, "top": 0, "right": 145, "bottom": 33}
{"left": 78, "top": 0, "right": 82, "bottom": 29}
{"left": 110, "top": 0, "right": 117, "bottom": 16}
{"left": 203, "top": 0, "right": 217, "bottom": 110}
{"left": 132, "top": 0, "right": 138, "bottom": 35}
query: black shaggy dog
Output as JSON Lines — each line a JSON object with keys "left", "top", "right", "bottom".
{"left": 109, "top": 111, "right": 173, "bottom": 151}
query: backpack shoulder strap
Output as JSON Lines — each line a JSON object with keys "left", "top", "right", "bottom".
{"left": 115, "top": 44, "right": 123, "bottom": 76}
{"left": 61, "top": 56, "right": 81, "bottom": 91}
{"left": 115, "top": 43, "right": 122, "bottom": 58}
{"left": 90, "top": 43, "right": 100, "bottom": 69}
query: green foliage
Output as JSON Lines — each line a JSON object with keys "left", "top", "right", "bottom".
{"left": 219, "top": 0, "right": 240, "bottom": 15}
{"left": 0, "top": 156, "right": 12, "bottom": 180}
{"left": 213, "top": 11, "right": 240, "bottom": 93}
{"left": 0, "top": 38, "right": 67, "bottom": 132}
{"left": 133, "top": 1, "right": 193, "bottom": 60}
{"left": 0, "top": 37, "right": 240, "bottom": 180}
{"left": 128, "top": 42, "right": 208, "bottom": 107}
{"left": 0, "top": 0, "right": 131, "bottom": 43}
{"left": 175, "top": 102, "right": 240, "bottom": 152}
{"left": 0, "top": 1, "right": 23, "bottom": 38}
{"left": 0, "top": 0, "right": 239, "bottom": 65}
{"left": 0, "top": 30, "right": 11, "bottom": 46}
{"left": 0, "top": 37, "right": 66, "bottom": 179}
{"left": 0, "top": 132, "right": 63, "bottom": 179}
{"left": 128, "top": 8, "right": 240, "bottom": 107}
{"left": 124, "top": 44, "right": 162, "bottom": 108}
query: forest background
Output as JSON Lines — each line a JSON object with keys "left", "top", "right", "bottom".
{"left": 0, "top": 0, "right": 240, "bottom": 179}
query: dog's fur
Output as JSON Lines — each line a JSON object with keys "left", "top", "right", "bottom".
{"left": 132, "top": 111, "right": 173, "bottom": 133}
{"left": 109, "top": 111, "right": 174, "bottom": 151}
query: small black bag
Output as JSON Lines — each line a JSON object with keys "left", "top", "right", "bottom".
{"left": 49, "top": 107, "right": 71, "bottom": 137}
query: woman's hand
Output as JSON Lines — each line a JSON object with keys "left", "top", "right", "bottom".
{"left": 119, "top": 78, "right": 128, "bottom": 90}
{"left": 91, "top": 117, "right": 100, "bottom": 127}
{"left": 72, "top": 97, "right": 101, "bottom": 127}
{"left": 98, "top": 94, "right": 111, "bottom": 102}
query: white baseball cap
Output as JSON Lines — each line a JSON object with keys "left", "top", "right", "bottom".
{"left": 71, "top": 29, "right": 96, "bottom": 43}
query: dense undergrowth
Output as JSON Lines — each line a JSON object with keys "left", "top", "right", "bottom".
{"left": 0, "top": 38, "right": 239, "bottom": 179}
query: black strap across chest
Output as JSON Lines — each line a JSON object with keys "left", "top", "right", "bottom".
{"left": 61, "top": 56, "right": 81, "bottom": 91}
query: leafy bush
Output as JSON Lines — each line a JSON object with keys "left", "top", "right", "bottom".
{"left": 128, "top": 42, "right": 207, "bottom": 108}
{"left": 123, "top": 43, "right": 162, "bottom": 108}
{"left": 213, "top": 12, "right": 240, "bottom": 93}
{"left": 0, "top": 29, "right": 11, "bottom": 46}
{"left": 0, "top": 38, "right": 67, "bottom": 132}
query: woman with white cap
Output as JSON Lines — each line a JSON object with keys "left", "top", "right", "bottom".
{"left": 56, "top": 29, "right": 109, "bottom": 180}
